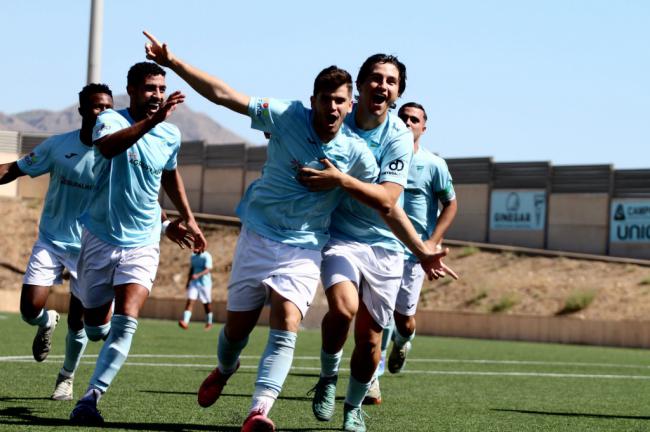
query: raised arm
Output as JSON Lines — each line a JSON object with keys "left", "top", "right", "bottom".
{"left": 144, "top": 31, "right": 250, "bottom": 115}
{"left": 95, "top": 91, "right": 185, "bottom": 159}
{"left": 0, "top": 162, "right": 25, "bottom": 185}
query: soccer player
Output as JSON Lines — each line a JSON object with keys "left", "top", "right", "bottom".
{"left": 142, "top": 32, "right": 451, "bottom": 432}
{"left": 69, "top": 61, "right": 206, "bottom": 425}
{"left": 299, "top": 55, "right": 457, "bottom": 431}
{"left": 178, "top": 250, "right": 214, "bottom": 330}
{"left": 0, "top": 83, "right": 113, "bottom": 401}
{"left": 364, "top": 102, "right": 457, "bottom": 405}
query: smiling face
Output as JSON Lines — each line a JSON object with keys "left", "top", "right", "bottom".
{"left": 356, "top": 62, "right": 401, "bottom": 124}
{"left": 127, "top": 74, "right": 166, "bottom": 120}
{"left": 311, "top": 83, "right": 353, "bottom": 143}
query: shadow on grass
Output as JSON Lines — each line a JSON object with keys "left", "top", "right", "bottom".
{"left": 140, "top": 389, "right": 343, "bottom": 403}
{"left": 493, "top": 408, "right": 650, "bottom": 420}
{"left": 0, "top": 406, "right": 240, "bottom": 431}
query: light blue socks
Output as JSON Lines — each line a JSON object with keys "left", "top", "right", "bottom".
{"left": 217, "top": 327, "right": 248, "bottom": 374}
{"left": 88, "top": 314, "right": 138, "bottom": 392}
{"left": 320, "top": 348, "right": 343, "bottom": 377}
{"left": 61, "top": 327, "right": 88, "bottom": 376}
{"left": 345, "top": 375, "right": 372, "bottom": 408}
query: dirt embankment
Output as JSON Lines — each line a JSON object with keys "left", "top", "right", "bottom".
{"left": 2, "top": 197, "right": 650, "bottom": 321}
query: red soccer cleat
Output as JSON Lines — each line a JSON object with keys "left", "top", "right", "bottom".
{"left": 197, "top": 361, "right": 240, "bottom": 407}
{"left": 241, "top": 409, "right": 275, "bottom": 432}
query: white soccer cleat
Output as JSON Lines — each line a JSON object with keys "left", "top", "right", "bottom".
{"left": 51, "top": 373, "right": 74, "bottom": 401}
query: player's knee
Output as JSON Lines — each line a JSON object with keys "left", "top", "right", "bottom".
{"left": 85, "top": 323, "right": 111, "bottom": 341}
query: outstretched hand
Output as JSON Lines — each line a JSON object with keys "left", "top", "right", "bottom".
{"left": 420, "top": 247, "right": 459, "bottom": 281}
{"left": 296, "top": 158, "right": 342, "bottom": 191}
{"left": 165, "top": 218, "right": 193, "bottom": 249}
{"left": 151, "top": 91, "right": 185, "bottom": 123}
{"left": 143, "top": 31, "right": 174, "bottom": 67}
{"left": 186, "top": 220, "right": 207, "bottom": 253}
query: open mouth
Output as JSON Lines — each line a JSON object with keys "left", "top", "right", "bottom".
{"left": 371, "top": 93, "right": 387, "bottom": 105}
{"left": 326, "top": 114, "right": 338, "bottom": 125}
{"left": 147, "top": 101, "right": 161, "bottom": 112}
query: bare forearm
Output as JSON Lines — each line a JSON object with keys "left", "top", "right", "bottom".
{"left": 96, "top": 117, "right": 159, "bottom": 159}
{"left": 169, "top": 57, "right": 249, "bottom": 115}
{"left": 381, "top": 205, "right": 430, "bottom": 260}
{"left": 161, "top": 170, "right": 195, "bottom": 224}
{"left": 428, "top": 199, "right": 458, "bottom": 246}
{"left": 338, "top": 174, "right": 396, "bottom": 214}
{"left": 0, "top": 162, "right": 24, "bottom": 185}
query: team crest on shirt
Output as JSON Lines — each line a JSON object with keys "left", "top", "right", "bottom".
{"left": 22, "top": 152, "right": 39, "bottom": 166}
{"left": 255, "top": 98, "right": 271, "bottom": 120}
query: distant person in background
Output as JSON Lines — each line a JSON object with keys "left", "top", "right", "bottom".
{"left": 69, "top": 61, "right": 206, "bottom": 425}
{"left": 178, "top": 250, "right": 214, "bottom": 330}
{"left": 0, "top": 83, "right": 113, "bottom": 401}
{"left": 364, "top": 102, "right": 457, "bottom": 405}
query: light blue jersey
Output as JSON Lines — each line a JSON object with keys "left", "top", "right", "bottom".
{"left": 403, "top": 148, "right": 455, "bottom": 262}
{"left": 80, "top": 108, "right": 180, "bottom": 247}
{"left": 190, "top": 251, "right": 213, "bottom": 288}
{"left": 330, "top": 107, "right": 413, "bottom": 251}
{"left": 236, "top": 97, "right": 378, "bottom": 250}
{"left": 17, "top": 130, "right": 94, "bottom": 253}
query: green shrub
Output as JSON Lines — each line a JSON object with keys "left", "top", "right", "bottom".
{"left": 639, "top": 277, "right": 650, "bottom": 286}
{"left": 490, "top": 293, "right": 518, "bottom": 313}
{"left": 464, "top": 289, "right": 488, "bottom": 307}
{"left": 458, "top": 246, "right": 480, "bottom": 258}
{"left": 556, "top": 289, "right": 597, "bottom": 315}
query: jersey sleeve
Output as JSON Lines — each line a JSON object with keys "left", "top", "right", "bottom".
{"left": 247, "top": 97, "right": 294, "bottom": 134}
{"left": 378, "top": 130, "right": 413, "bottom": 186}
{"left": 92, "top": 109, "right": 126, "bottom": 143}
{"left": 204, "top": 253, "right": 213, "bottom": 270}
{"left": 432, "top": 159, "right": 456, "bottom": 204}
{"left": 16, "top": 138, "right": 53, "bottom": 177}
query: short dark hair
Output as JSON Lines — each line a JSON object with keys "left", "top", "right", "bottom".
{"left": 78, "top": 83, "right": 112, "bottom": 108}
{"left": 313, "top": 66, "right": 352, "bottom": 97}
{"left": 127, "top": 61, "right": 166, "bottom": 87}
{"left": 398, "top": 102, "right": 428, "bottom": 121}
{"left": 357, "top": 54, "right": 407, "bottom": 96}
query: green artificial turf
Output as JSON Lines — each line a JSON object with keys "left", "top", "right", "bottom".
{"left": 2, "top": 312, "right": 650, "bottom": 431}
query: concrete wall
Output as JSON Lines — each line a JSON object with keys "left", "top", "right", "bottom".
{"left": 201, "top": 167, "right": 245, "bottom": 216}
{"left": 1, "top": 290, "right": 646, "bottom": 349}
{"left": 445, "top": 184, "right": 489, "bottom": 242}
{"left": 161, "top": 164, "right": 204, "bottom": 212}
{"left": 547, "top": 193, "right": 609, "bottom": 254}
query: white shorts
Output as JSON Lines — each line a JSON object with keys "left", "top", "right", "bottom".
{"left": 77, "top": 229, "right": 160, "bottom": 309}
{"left": 187, "top": 280, "right": 211, "bottom": 304}
{"left": 23, "top": 239, "right": 81, "bottom": 298}
{"left": 395, "top": 260, "right": 426, "bottom": 316}
{"left": 321, "top": 238, "right": 404, "bottom": 327}
{"left": 227, "top": 226, "right": 321, "bottom": 318}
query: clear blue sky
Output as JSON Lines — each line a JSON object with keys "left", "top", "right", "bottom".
{"left": 2, "top": 0, "right": 648, "bottom": 168}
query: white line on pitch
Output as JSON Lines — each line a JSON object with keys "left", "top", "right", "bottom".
{"left": 2, "top": 354, "right": 649, "bottom": 371}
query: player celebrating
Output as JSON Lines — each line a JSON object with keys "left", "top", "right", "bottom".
{"left": 69, "top": 61, "right": 206, "bottom": 425}
{"left": 0, "top": 83, "right": 113, "bottom": 401}
{"left": 143, "top": 31, "right": 386, "bottom": 432}
{"left": 300, "top": 55, "right": 457, "bottom": 432}
{"left": 178, "top": 250, "right": 214, "bottom": 330}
